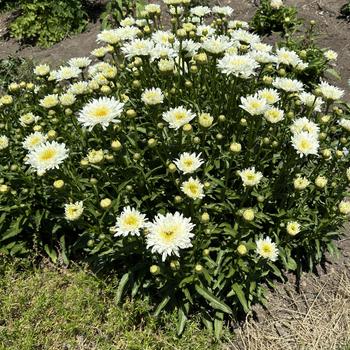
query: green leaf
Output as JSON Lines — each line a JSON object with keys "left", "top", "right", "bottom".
{"left": 214, "top": 311, "right": 224, "bottom": 340}
{"left": 115, "top": 272, "right": 130, "bottom": 304}
{"left": 231, "top": 283, "right": 249, "bottom": 313}
{"left": 1, "top": 216, "right": 23, "bottom": 241}
{"left": 195, "top": 284, "right": 232, "bottom": 314}
{"left": 177, "top": 306, "right": 187, "bottom": 336}
{"left": 154, "top": 295, "right": 171, "bottom": 317}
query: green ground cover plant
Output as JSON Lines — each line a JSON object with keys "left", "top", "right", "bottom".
{"left": 1, "top": 0, "right": 350, "bottom": 337}
{"left": 9, "top": 0, "right": 88, "bottom": 47}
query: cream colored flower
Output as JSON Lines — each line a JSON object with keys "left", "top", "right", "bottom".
{"left": 141, "top": 88, "right": 164, "bottom": 105}
{"left": 64, "top": 201, "right": 84, "bottom": 221}
{"left": 181, "top": 177, "right": 205, "bottom": 200}
{"left": 339, "top": 200, "right": 350, "bottom": 215}
{"left": 286, "top": 221, "right": 300, "bottom": 236}
{"left": 174, "top": 152, "right": 204, "bottom": 174}
{"left": 39, "top": 94, "right": 59, "bottom": 109}
{"left": 113, "top": 207, "right": 148, "bottom": 237}
{"left": 0, "top": 135, "right": 9, "bottom": 150}
{"left": 162, "top": 106, "right": 196, "bottom": 130}
{"left": 238, "top": 167, "right": 263, "bottom": 187}
{"left": 26, "top": 141, "right": 68, "bottom": 174}
{"left": 293, "top": 176, "right": 310, "bottom": 190}
{"left": 78, "top": 97, "right": 124, "bottom": 130}
{"left": 146, "top": 212, "right": 195, "bottom": 261}
{"left": 256, "top": 237, "right": 279, "bottom": 261}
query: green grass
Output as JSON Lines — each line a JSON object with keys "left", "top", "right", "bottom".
{"left": 0, "top": 258, "right": 223, "bottom": 350}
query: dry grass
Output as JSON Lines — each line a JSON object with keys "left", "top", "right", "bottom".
{"left": 225, "top": 269, "right": 350, "bottom": 350}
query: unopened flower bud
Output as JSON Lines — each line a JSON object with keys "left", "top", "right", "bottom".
{"left": 53, "top": 179, "right": 64, "bottom": 189}
{"left": 230, "top": 142, "right": 242, "bottom": 153}
{"left": 243, "top": 208, "right": 255, "bottom": 222}
{"left": 47, "top": 130, "right": 56, "bottom": 139}
{"left": 0, "top": 184, "right": 9, "bottom": 193}
{"left": 195, "top": 264, "right": 203, "bottom": 274}
{"left": 182, "top": 123, "right": 192, "bottom": 133}
{"left": 111, "top": 140, "right": 122, "bottom": 151}
{"left": 100, "top": 198, "right": 112, "bottom": 209}
{"left": 315, "top": 176, "right": 327, "bottom": 188}
{"left": 240, "top": 118, "right": 247, "bottom": 126}
{"left": 237, "top": 244, "right": 247, "bottom": 256}
{"left": 201, "top": 212, "right": 210, "bottom": 223}
{"left": 126, "top": 109, "right": 137, "bottom": 118}
{"left": 150, "top": 265, "right": 160, "bottom": 275}
{"left": 203, "top": 249, "right": 210, "bottom": 257}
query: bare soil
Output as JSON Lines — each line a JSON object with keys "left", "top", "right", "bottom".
{"left": 0, "top": 1, "right": 349, "bottom": 348}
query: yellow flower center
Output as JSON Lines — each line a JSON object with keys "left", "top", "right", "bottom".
{"left": 124, "top": 215, "right": 139, "bottom": 227}
{"left": 92, "top": 106, "right": 109, "bottom": 118}
{"left": 174, "top": 112, "right": 186, "bottom": 121}
{"left": 39, "top": 148, "right": 56, "bottom": 161}
{"left": 262, "top": 244, "right": 272, "bottom": 254}
{"left": 160, "top": 226, "right": 178, "bottom": 241}
{"left": 300, "top": 139, "right": 311, "bottom": 150}
{"left": 188, "top": 183, "right": 198, "bottom": 194}
{"left": 184, "top": 159, "right": 193, "bottom": 167}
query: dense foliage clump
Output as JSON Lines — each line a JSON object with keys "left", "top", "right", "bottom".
{"left": 1, "top": 0, "right": 350, "bottom": 336}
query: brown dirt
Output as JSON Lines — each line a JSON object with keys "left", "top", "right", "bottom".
{"left": 0, "top": 1, "right": 349, "bottom": 349}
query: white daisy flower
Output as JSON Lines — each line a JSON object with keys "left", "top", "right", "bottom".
{"left": 230, "top": 29, "right": 260, "bottom": 45}
{"left": 190, "top": 6, "right": 211, "bottom": 17}
{"left": 56, "top": 66, "right": 81, "bottom": 82}
{"left": 286, "top": 221, "right": 300, "bottom": 236}
{"left": 174, "top": 152, "right": 204, "bottom": 174}
{"left": 162, "top": 106, "right": 196, "bottom": 130}
{"left": 290, "top": 117, "right": 319, "bottom": 136}
{"left": 122, "top": 39, "right": 154, "bottom": 59}
{"left": 22, "top": 132, "right": 47, "bottom": 151}
{"left": 257, "top": 88, "right": 280, "bottom": 104}
{"left": 256, "top": 237, "right": 279, "bottom": 261}
{"left": 196, "top": 24, "right": 216, "bottom": 37}
{"left": 146, "top": 212, "right": 195, "bottom": 261}
{"left": 264, "top": 107, "right": 284, "bottom": 123}
{"left": 152, "top": 30, "right": 174, "bottom": 46}
{"left": 151, "top": 44, "right": 177, "bottom": 62}
{"left": 97, "top": 29, "right": 121, "bottom": 44}
{"left": 120, "top": 16, "right": 136, "bottom": 27}
{"left": 113, "top": 207, "right": 148, "bottom": 237}
{"left": 238, "top": 167, "right": 263, "bottom": 187}
{"left": 239, "top": 95, "right": 267, "bottom": 116}
{"left": 202, "top": 36, "right": 232, "bottom": 55}
{"left": 181, "top": 177, "right": 205, "bottom": 200}
{"left": 59, "top": 93, "right": 76, "bottom": 106}
{"left": 271, "top": 0, "right": 283, "bottom": 9}
{"left": 19, "top": 112, "right": 40, "bottom": 127}
{"left": 212, "top": 5, "right": 234, "bottom": 17}
{"left": 339, "top": 200, "right": 350, "bottom": 215}
{"left": 251, "top": 42, "right": 273, "bottom": 53}
{"left": 78, "top": 97, "right": 124, "bottom": 130}
{"left": 0, "top": 135, "right": 9, "bottom": 150}
{"left": 141, "top": 88, "right": 164, "bottom": 105}
{"left": 68, "top": 81, "right": 89, "bottom": 95}
{"left": 39, "top": 94, "right": 59, "bottom": 109}
{"left": 68, "top": 57, "right": 92, "bottom": 68}
{"left": 273, "top": 77, "right": 304, "bottom": 92}
{"left": 276, "top": 48, "right": 302, "bottom": 67}
{"left": 64, "top": 201, "right": 84, "bottom": 221}
{"left": 291, "top": 131, "right": 319, "bottom": 157}
{"left": 298, "top": 92, "right": 324, "bottom": 112}
{"left": 318, "top": 81, "right": 344, "bottom": 100}
{"left": 34, "top": 64, "right": 50, "bottom": 76}
{"left": 218, "top": 54, "right": 259, "bottom": 78}
{"left": 324, "top": 49, "right": 338, "bottom": 61}
{"left": 26, "top": 141, "right": 69, "bottom": 174}
{"left": 339, "top": 119, "right": 350, "bottom": 132}
{"left": 293, "top": 176, "right": 310, "bottom": 190}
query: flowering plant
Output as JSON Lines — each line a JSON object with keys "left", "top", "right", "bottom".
{"left": 251, "top": 0, "right": 301, "bottom": 37}
{"left": 1, "top": 1, "right": 350, "bottom": 336}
